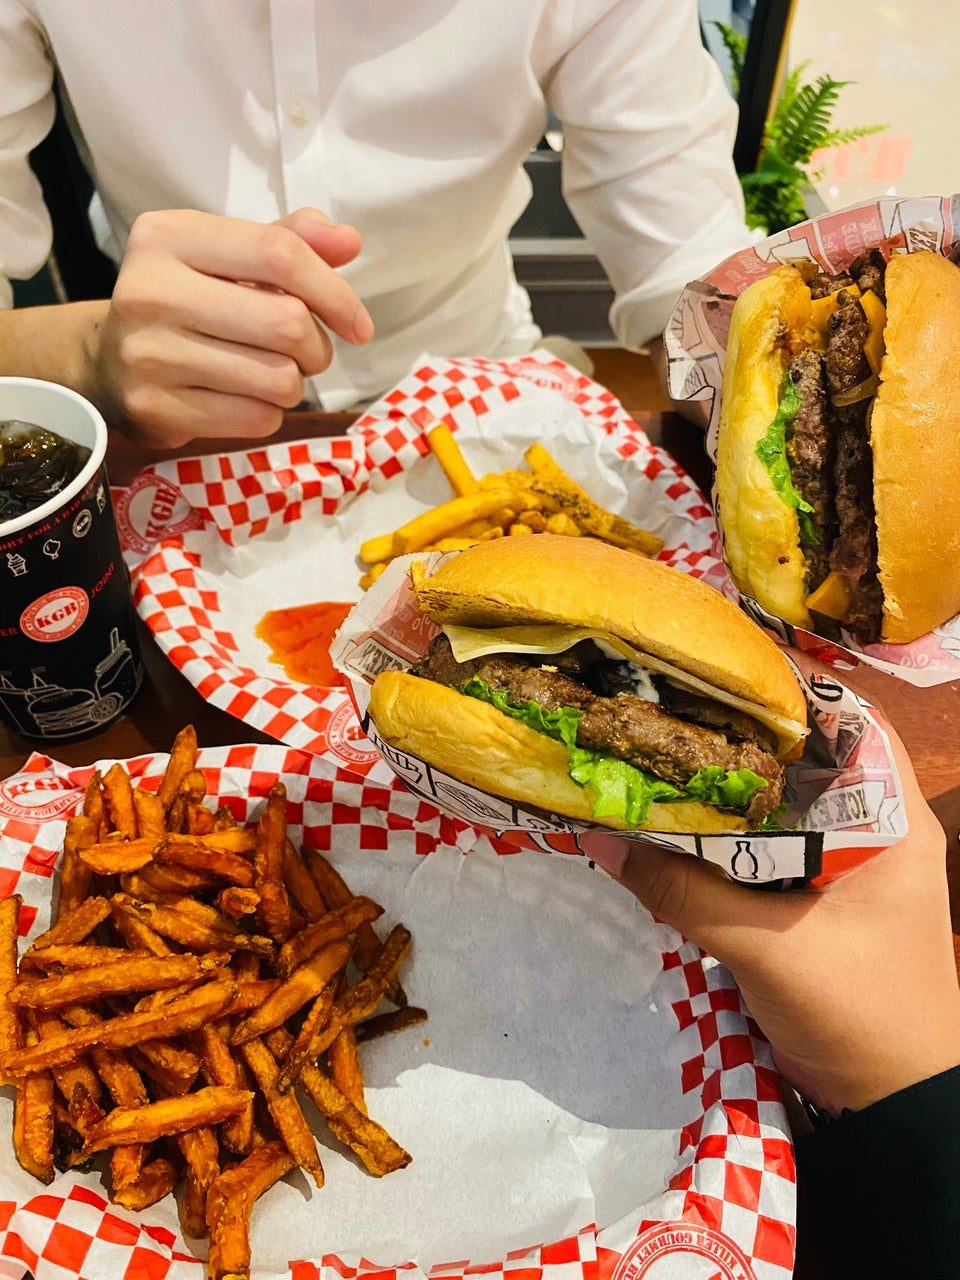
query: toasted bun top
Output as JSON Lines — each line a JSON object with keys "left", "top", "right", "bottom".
{"left": 715, "top": 266, "right": 812, "bottom": 628}
{"left": 415, "top": 535, "right": 807, "bottom": 742}
{"left": 369, "top": 670, "right": 748, "bottom": 834}
{"left": 871, "top": 251, "right": 960, "bottom": 642}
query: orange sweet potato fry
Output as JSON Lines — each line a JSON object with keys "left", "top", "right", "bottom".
{"left": 300, "top": 1061, "right": 409, "bottom": 1176}
{"left": 133, "top": 788, "right": 166, "bottom": 840}
{"left": 157, "top": 725, "right": 198, "bottom": 809}
{"left": 78, "top": 836, "right": 155, "bottom": 875}
{"left": 275, "top": 897, "right": 383, "bottom": 979}
{"left": 13, "top": 1030, "right": 54, "bottom": 1183}
{"left": 0, "top": 978, "right": 237, "bottom": 1074}
{"left": 56, "top": 813, "right": 98, "bottom": 921}
{"left": 178, "top": 1124, "right": 220, "bottom": 1238}
{"left": 206, "top": 1140, "right": 294, "bottom": 1280}
{"left": 114, "top": 1156, "right": 179, "bottom": 1211}
{"left": 238, "top": 1038, "right": 323, "bottom": 1187}
{"left": 20, "top": 944, "right": 154, "bottom": 972}
{"left": 28, "top": 1008, "right": 102, "bottom": 1106}
{"left": 27, "top": 895, "right": 110, "bottom": 951}
{"left": 187, "top": 803, "right": 217, "bottom": 836}
{"left": 141, "top": 861, "right": 220, "bottom": 893}
{"left": 109, "top": 894, "right": 175, "bottom": 956}
{"left": 102, "top": 762, "right": 138, "bottom": 838}
{"left": 117, "top": 871, "right": 180, "bottom": 905}
{"left": 132, "top": 1038, "right": 202, "bottom": 1095}
{"left": 155, "top": 835, "right": 255, "bottom": 887}
{"left": 81, "top": 1084, "right": 252, "bottom": 1155}
{"left": 328, "top": 1026, "right": 366, "bottom": 1116}
{"left": 355, "top": 1006, "right": 428, "bottom": 1044}
{"left": 122, "top": 897, "right": 273, "bottom": 955}
{"left": 231, "top": 941, "right": 351, "bottom": 1046}
{"left": 196, "top": 1022, "right": 254, "bottom": 1156}
{"left": 254, "top": 784, "right": 292, "bottom": 943}
{"left": 215, "top": 887, "right": 260, "bottom": 921}
{"left": 82, "top": 771, "right": 106, "bottom": 837}
{"left": 9, "top": 952, "right": 227, "bottom": 1010}
{"left": 282, "top": 839, "right": 325, "bottom": 922}
{"left": 0, "top": 896, "right": 22, "bottom": 1074}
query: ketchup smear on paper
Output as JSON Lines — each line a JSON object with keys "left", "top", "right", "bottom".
{"left": 256, "top": 601, "right": 353, "bottom": 689}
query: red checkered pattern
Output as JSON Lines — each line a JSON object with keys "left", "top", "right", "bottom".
{"left": 0, "top": 744, "right": 794, "bottom": 1280}
{"left": 128, "top": 354, "right": 725, "bottom": 762}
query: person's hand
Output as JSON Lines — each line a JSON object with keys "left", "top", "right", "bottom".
{"left": 581, "top": 715, "right": 960, "bottom": 1116}
{"left": 87, "top": 207, "right": 373, "bottom": 447}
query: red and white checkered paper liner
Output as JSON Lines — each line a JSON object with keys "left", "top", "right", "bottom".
{"left": 666, "top": 194, "right": 960, "bottom": 685}
{"left": 0, "top": 744, "right": 795, "bottom": 1280}
{"left": 119, "top": 353, "right": 726, "bottom": 769}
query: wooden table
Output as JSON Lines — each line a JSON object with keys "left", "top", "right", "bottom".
{"left": 1, "top": 351, "right": 958, "bottom": 1279}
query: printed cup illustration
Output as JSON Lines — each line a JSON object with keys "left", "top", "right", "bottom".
{"left": 0, "top": 378, "right": 142, "bottom": 740}
{"left": 665, "top": 193, "right": 960, "bottom": 687}
{"left": 331, "top": 554, "right": 907, "bottom": 887}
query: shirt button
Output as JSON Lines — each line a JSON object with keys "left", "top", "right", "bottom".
{"left": 288, "top": 101, "right": 308, "bottom": 125}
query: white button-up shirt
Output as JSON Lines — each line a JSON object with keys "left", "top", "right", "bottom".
{"left": 0, "top": 0, "right": 751, "bottom": 408}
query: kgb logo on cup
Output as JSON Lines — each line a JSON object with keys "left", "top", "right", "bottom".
{"left": 20, "top": 587, "right": 90, "bottom": 643}
{"left": 0, "top": 772, "right": 83, "bottom": 820}
{"left": 612, "top": 1223, "right": 757, "bottom": 1280}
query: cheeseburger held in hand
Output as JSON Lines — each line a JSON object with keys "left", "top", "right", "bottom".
{"left": 717, "top": 249, "right": 960, "bottom": 644}
{"left": 368, "top": 536, "right": 807, "bottom": 833}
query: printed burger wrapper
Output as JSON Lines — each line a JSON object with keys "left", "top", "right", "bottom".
{"left": 330, "top": 553, "right": 907, "bottom": 888}
{"left": 665, "top": 193, "right": 960, "bottom": 686}
{"left": 0, "top": 743, "right": 797, "bottom": 1280}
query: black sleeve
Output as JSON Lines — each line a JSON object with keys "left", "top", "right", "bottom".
{"left": 795, "top": 1064, "right": 960, "bottom": 1276}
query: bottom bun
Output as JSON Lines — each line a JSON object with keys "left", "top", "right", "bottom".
{"left": 368, "top": 671, "right": 748, "bottom": 834}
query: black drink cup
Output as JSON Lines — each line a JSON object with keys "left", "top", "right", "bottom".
{"left": 0, "top": 378, "right": 143, "bottom": 740}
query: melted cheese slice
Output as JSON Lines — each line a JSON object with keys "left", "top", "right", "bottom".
{"left": 443, "top": 623, "right": 806, "bottom": 746}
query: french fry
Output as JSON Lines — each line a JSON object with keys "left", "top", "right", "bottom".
{"left": 358, "top": 562, "right": 388, "bottom": 590}
{"left": 424, "top": 537, "right": 481, "bottom": 552}
{"left": 518, "top": 509, "right": 547, "bottom": 533}
{"left": 116, "top": 1157, "right": 178, "bottom": 1212}
{"left": 177, "top": 768, "right": 208, "bottom": 804}
{"left": 232, "top": 952, "right": 262, "bottom": 984}
{"left": 20, "top": 944, "right": 155, "bottom": 972}
{"left": 178, "top": 1124, "right": 220, "bottom": 1238}
{"left": 187, "top": 803, "right": 217, "bottom": 836}
{"left": 82, "top": 770, "right": 106, "bottom": 838}
{"left": 141, "top": 860, "right": 220, "bottom": 893}
{"left": 27, "top": 896, "right": 111, "bottom": 952}
{"left": 9, "top": 952, "right": 227, "bottom": 1010}
{"left": 477, "top": 525, "right": 504, "bottom": 540}
{"left": 102, "top": 761, "right": 138, "bottom": 838}
{"left": 67, "top": 1080, "right": 105, "bottom": 1137}
{"left": 27, "top": 1009, "right": 101, "bottom": 1105}
{"left": 301, "top": 1062, "right": 410, "bottom": 1176}
{"left": 118, "top": 871, "right": 181, "bottom": 906}
{"left": 81, "top": 1085, "right": 252, "bottom": 1156}
{"left": 231, "top": 942, "right": 351, "bottom": 1045}
{"left": 110, "top": 894, "right": 176, "bottom": 956}
{"left": 525, "top": 443, "right": 664, "bottom": 555}
{"left": 328, "top": 1026, "right": 365, "bottom": 1115}
{"left": 427, "top": 423, "right": 479, "bottom": 496}
{"left": 196, "top": 1022, "right": 254, "bottom": 1156}
{"left": 56, "top": 814, "right": 97, "bottom": 920}
{"left": 52, "top": 1098, "right": 92, "bottom": 1170}
{"left": 215, "top": 886, "right": 260, "bottom": 921}
{"left": 277, "top": 925, "right": 410, "bottom": 1092}
{"left": 221, "top": 979, "right": 281, "bottom": 1016}
{"left": 282, "top": 839, "right": 326, "bottom": 922}
{"left": 204, "top": 828, "right": 257, "bottom": 855}
{"left": 545, "top": 511, "right": 581, "bottom": 537}
{"left": 0, "top": 977, "right": 237, "bottom": 1074}
{"left": 304, "top": 851, "right": 406, "bottom": 1005}
{"left": 362, "top": 488, "right": 513, "bottom": 565}
{"left": 13, "top": 1030, "right": 55, "bottom": 1183}
{"left": 254, "top": 784, "right": 292, "bottom": 943}
{"left": 357, "top": 532, "right": 394, "bottom": 566}
{"left": 122, "top": 898, "right": 273, "bottom": 955}
{"left": 239, "top": 1038, "right": 324, "bottom": 1187}
{"left": 157, "top": 724, "right": 198, "bottom": 808}
{"left": 155, "top": 835, "right": 256, "bottom": 887}
{"left": 275, "top": 898, "right": 382, "bottom": 979}
{"left": 0, "top": 896, "right": 22, "bottom": 1074}
{"left": 133, "top": 788, "right": 166, "bottom": 840}
{"left": 132, "top": 1038, "right": 202, "bottom": 1095}
{"left": 78, "top": 836, "right": 156, "bottom": 875}
{"left": 508, "top": 520, "right": 534, "bottom": 535}
{"left": 355, "top": 1005, "right": 428, "bottom": 1044}
{"left": 206, "top": 1140, "right": 294, "bottom": 1280}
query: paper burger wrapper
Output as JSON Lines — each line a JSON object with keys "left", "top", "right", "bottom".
{"left": 665, "top": 193, "right": 960, "bottom": 686}
{"left": 331, "top": 553, "right": 907, "bottom": 887}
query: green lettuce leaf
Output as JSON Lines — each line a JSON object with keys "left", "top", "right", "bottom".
{"left": 755, "top": 373, "right": 819, "bottom": 548}
{"left": 684, "top": 764, "right": 768, "bottom": 810}
{"left": 460, "top": 677, "right": 769, "bottom": 827}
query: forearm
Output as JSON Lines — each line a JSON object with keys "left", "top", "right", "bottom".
{"left": 0, "top": 299, "right": 107, "bottom": 402}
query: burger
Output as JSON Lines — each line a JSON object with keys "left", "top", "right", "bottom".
{"left": 716, "top": 248, "right": 960, "bottom": 644}
{"left": 367, "top": 535, "right": 807, "bottom": 833}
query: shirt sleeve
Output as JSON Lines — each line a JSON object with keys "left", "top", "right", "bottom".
{"left": 543, "top": 0, "right": 752, "bottom": 348}
{"left": 795, "top": 1065, "right": 960, "bottom": 1275}
{"left": 0, "top": 0, "right": 56, "bottom": 309}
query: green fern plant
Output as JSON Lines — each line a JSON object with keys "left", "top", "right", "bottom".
{"left": 713, "top": 24, "right": 886, "bottom": 235}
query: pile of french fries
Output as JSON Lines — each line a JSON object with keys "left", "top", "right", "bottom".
{"left": 357, "top": 425, "right": 664, "bottom": 588}
{"left": 0, "top": 726, "right": 424, "bottom": 1280}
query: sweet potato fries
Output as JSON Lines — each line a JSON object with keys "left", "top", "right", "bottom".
{"left": 0, "top": 726, "right": 425, "bottom": 1280}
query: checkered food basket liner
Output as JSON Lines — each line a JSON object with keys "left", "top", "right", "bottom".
{"left": 331, "top": 554, "right": 906, "bottom": 887}
{"left": 666, "top": 193, "right": 960, "bottom": 685}
{"left": 0, "top": 744, "right": 794, "bottom": 1279}
{"left": 120, "top": 353, "right": 726, "bottom": 771}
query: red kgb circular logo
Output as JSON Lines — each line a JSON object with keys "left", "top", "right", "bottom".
{"left": 114, "top": 473, "right": 202, "bottom": 554}
{"left": 20, "top": 587, "right": 90, "bottom": 643}
{"left": 612, "top": 1223, "right": 757, "bottom": 1280}
{"left": 324, "top": 697, "right": 380, "bottom": 768}
{"left": 0, "top": 773, "right": 83, "bottom": 820}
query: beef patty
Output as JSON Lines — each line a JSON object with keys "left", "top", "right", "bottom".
{"left": 413, "top": 635, "right": 783, "bottom": 822}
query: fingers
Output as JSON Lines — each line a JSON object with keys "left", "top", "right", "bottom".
{"left": 126, "top": 210, "right": 373, "bottom": 344}
{"left": 113, "top": 262, "right": 333, "bottom": 377}
{"left": 117, "top": 385, "right": 286, "bottom": 443}
{"left": 275, "top": 208, "right": 363, "bottom": 270}
{"left": 581, "top": 832, "right": 797, "bottom": 970}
